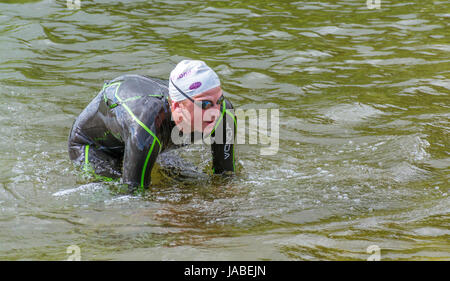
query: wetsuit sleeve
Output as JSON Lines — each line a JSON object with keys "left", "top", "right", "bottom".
{"left": 68, "top": 92, "right": 123, "bottom": 179}
{"left": 210, "top": 99, "right": 237, "bottom": 174}
{"left": 68, "top": 93, "right": 103, "bottom": 164}
{"left": 122, "top": 124, "right": 161, "bottom": 190}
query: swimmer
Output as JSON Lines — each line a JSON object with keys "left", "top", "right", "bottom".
{"left": 68, "top": 60, "right": 236, "bottom": 191}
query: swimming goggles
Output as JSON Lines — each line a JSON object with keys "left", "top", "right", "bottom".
{"left": 170, "top": 78, "right": 224, "bottom": 110}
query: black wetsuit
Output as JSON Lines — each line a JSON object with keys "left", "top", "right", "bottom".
{"left": 68, "top": 74, "right": 236, "bottom": 190}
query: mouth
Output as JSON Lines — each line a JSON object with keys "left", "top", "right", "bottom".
{"left": 202, "top": 119, "right": 217, "bottom": 134}
{"left": 203, "top": 116, "right": 217, "bottom": 124}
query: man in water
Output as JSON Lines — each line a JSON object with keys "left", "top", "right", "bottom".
{"left": 68, "top": 60, "right": 236, "bottom": 191}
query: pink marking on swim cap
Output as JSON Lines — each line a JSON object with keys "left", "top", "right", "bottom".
{"left": 189, "top": 81, "right": 202, "bottom": 90}
{"left": 178, "top": 70, "right": 191, "bottom": 79}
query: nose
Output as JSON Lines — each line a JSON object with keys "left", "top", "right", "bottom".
{"left": 209, "top": 112, "right": 218, "bottom": 123}
{"left": 204, "top": 107, "right": 220, "bottom": 123}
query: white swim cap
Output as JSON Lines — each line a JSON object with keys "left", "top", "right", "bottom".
{"left": 168, "top": 60, "right": 221, "bottom": 102}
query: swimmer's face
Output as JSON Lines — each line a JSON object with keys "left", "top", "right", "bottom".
{"left": 170, "top": 86, "right": 223, "bottom": 135}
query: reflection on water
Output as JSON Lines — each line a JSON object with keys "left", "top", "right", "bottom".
{"left": 0, "top": 0, "right": 449, "bottom": 260}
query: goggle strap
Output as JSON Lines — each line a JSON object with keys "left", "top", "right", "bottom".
{"left": 170, "top": 78, "right": 196, "bottom": 103}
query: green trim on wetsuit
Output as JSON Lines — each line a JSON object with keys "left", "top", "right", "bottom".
{"left": 225, "top": 110, "right": 237, "bottom": 127}
{"left": 82, "top": 144, "right": 116, "bottom": 182}
{"left": 225, "top": 110, "right": 237, "bottom": 172}
{"left": 141, "top": 139, "right": 157, "bottom": 191}
{"left": 106, "top": 82, "right": 162, "bottom": 190}
{"left": 119, "top": 104, "right": 162, "bottom": 148}
{"left": 83, "top": 144, "right": 91, "bottom": 172}
{"left": 207, "top": 100, "right": 226, "bottom": 138}
{"left": 207, "top": 101, "right": 237, "bottom": 173}
{"left": 108, "top": 94, "right": 164, "bottom": 109}
{"left": 112, "top": 84, "right": 162, "bottom": 149}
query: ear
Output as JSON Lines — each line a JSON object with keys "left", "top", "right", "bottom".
{"left": 170, "top": 99, "right": 180, "bottom": 111}
{"left": 170, "top": 100, "right": 185, "bottom": 126}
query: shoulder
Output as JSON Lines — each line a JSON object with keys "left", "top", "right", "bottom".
{"left": 223, "top": 97, "right": 235, "bottom": 110}
{"left": 108, "top": 74, "right": 168, "bottom": 88}
{"left": 106, "top": 74, "right": 169, "bottom": 98}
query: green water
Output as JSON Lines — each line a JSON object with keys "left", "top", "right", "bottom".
{"left": 0, "top": 0, "right": 448, "bottom": 260}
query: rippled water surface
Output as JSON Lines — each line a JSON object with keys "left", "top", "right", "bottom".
{"left": 0, "top": 0, "right": 449, "bottom": 260}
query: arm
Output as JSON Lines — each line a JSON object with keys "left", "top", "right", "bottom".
{"left": 122, "top": 128, "right": 161, "bottom": 191}
{"left": 210, "top": 99, "right": 237, "bottom": 174}
{"left": 68, "top": 92, "right": 123, "bottom": 177}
